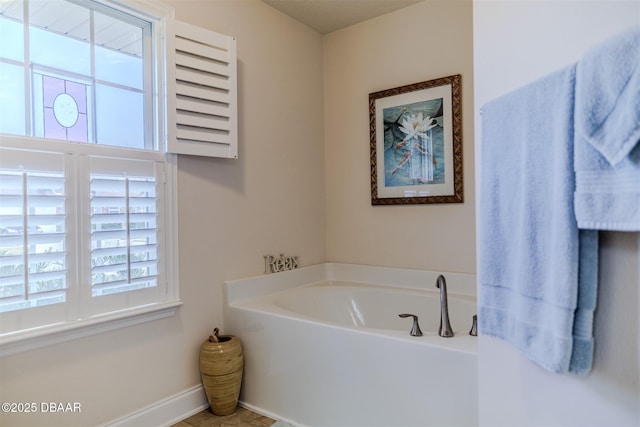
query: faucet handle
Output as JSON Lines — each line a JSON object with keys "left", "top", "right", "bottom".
{"left": 399, "top": 313, "right": 423, "bottom": 336}
{"left": 470, "top": 314, "right": 478, "bottom": 336}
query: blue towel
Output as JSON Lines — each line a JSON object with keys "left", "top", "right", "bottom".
{"left": 574, "top": 27, "right": 640, "bottom": 231}
{"left": 569, "top": 229, "right": 598, "bottom": 374}
{"left": 478, "top": 66, "right": 599, "bottom": 374}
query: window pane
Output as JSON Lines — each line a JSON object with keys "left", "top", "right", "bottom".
{"left": 96, "top": 84, "right": 145, "bottom": 149}
{"left": 29, "top": 26, "right": 90, "bottom": 76}
{"left": 94, "top": 10, "right": 144, "bottom": 90}
{"left": 0, "top": 14, "right": 24, "bottom": 61}
{"left": 0, "top": 62, "right": 26, "bottom": 136}
{"left": 96, "top": 46, "right": 144, "bottom": 90}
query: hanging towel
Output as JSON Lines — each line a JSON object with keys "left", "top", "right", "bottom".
{"left": 478, "top": 66, "right": 599, "bottom": 374}
{"left": 574, "top": 27, "right": 640, "bottom": 231}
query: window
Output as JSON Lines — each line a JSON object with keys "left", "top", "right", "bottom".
{"left": 0, "top": 0, "right": 179, "bottom": 352}
{"left": 0, "top": 0, "right": 152, "bottom": 149}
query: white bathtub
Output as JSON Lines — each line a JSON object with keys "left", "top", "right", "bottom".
{"left": 224, "top": 263, "right": 478, "bottom": 427}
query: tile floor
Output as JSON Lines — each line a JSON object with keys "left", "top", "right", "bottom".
{"left": 172, "top": 406, "right": 276, "bottom": 427}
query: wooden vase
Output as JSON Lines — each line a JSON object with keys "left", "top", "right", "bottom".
{"left": 199, "top": 335, "right": 244, "bottom": 416}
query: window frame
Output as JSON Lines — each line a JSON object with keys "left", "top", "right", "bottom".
{"left": 0, "top": 0, "right": 181, "bottom": 357}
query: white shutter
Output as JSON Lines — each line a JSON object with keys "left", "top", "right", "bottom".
{"left": 88, "top": 157, "right": 159, "bottom": 301}
{"left": 167, "top": 20, "right": 238, "bottom": 158}
{"left": 0, "top": 147, "right": 69, "bottom": 329}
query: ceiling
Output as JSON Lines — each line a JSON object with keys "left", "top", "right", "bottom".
{"left": 260, "top": 0, "right": 423, "bottom": 34}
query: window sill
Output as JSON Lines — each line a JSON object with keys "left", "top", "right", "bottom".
{"left": 0, "top": 300, "right": 183, "bottom": 357}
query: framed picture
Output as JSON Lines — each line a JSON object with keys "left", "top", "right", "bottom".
{"left": 369, "top": 74, "right": 463, "bottom": 205}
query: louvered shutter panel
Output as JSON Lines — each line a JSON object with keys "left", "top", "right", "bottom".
{"left": 0, "top": 148, "right": 68, "bottom": 314}
{"left": 89, "top": 157, "right": 160, "bottom": 299}
{"left": 167, "top": 20, "right": 238, "bottom": 158}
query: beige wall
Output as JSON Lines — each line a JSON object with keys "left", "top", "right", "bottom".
{"left": 0, "top": 1, "right": 325, "bottom": 426}
{"left": 324, "top": 0, "right": 476, "bottom": 273}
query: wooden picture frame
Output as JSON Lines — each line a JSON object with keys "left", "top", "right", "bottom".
{"left": 369, "top": 74, "right": 463, "bottom": 205}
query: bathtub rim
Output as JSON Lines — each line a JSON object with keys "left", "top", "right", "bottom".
{"left": 225, "top": 262, "right": 477, "bottom": 306}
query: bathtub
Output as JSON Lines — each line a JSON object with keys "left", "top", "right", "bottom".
{"left": 224, "top": 263, "right": 478, "bottom": 427}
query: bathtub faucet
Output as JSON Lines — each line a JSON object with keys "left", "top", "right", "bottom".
{"left": 436, "top": 275, "right": 454, "bottom": 337}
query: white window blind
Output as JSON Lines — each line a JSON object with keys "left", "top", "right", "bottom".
{"left": 0, "top": 147, "right": 71, "bottom": 333}
{"left": 82, "top": 154, "right": 166, "bottom": 317}
{"left": 0, "top": 143, "right": 170, "bottom": 333}
{"left": 166, "top": 20, "right": 238, "bottom": 158}
{"left": 0, "top": 150, "right": 67, "bottom": 313}
{"left": 89, "top": 162, "right": 159, "bottom": 298}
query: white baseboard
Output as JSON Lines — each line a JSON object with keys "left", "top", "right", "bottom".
{"left": 239, "top": 401, "right": 303, "bottom": 427}
{"left": 103, "top": 384, "right": 209, "bottom": 427}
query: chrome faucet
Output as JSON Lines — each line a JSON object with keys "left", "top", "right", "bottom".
{"left": 436, "top": 275, "right": 454, "bottom": 337}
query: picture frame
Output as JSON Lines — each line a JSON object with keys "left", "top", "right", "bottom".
{"left": 369, "top": 74, "right": 463, "bottom": 205}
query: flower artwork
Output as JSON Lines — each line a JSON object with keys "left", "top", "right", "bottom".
{"left": 383, "top": 99, "right": 445, "bottom": 187}
{"left": 369, "top": 74, "right": 463, "bottom": 205}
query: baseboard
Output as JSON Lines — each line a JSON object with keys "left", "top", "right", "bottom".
{"left": 239, "top": 400, "right": 304, "bottom": 427}
{"left": 103, "top": 384, "right": 208, "bottom": 427}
